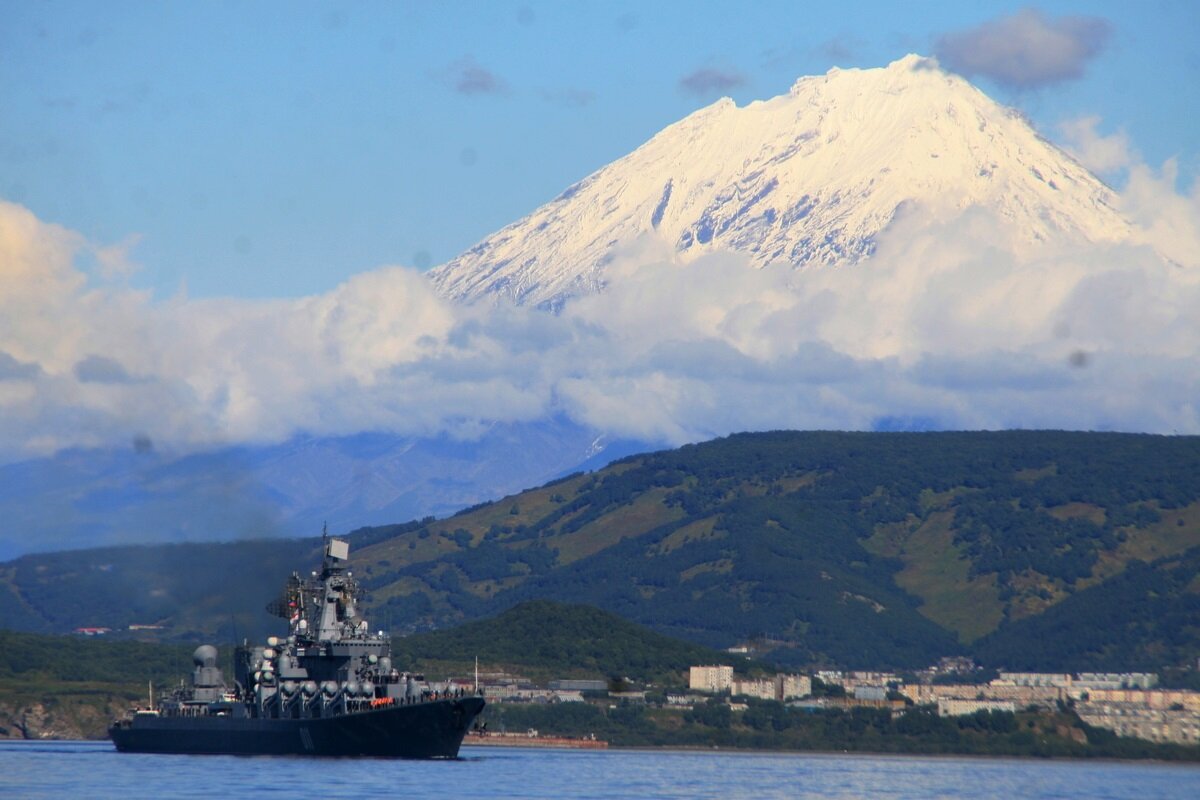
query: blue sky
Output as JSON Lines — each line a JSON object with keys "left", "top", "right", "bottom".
{"left": 3, "top": 0, "right": 1197, "bottom": 299}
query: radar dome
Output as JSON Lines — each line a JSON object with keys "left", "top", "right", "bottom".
{"left": 193, "top": 644, "right": 218, "bottom": 668}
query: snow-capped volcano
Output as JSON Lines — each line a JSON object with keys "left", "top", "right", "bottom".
{"left": 429, "top": 54, "right": 1131, "bottom": 307}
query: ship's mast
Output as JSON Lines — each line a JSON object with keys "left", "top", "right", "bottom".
{"left": 311, "top": 535, "right": 360, "bottom": 642}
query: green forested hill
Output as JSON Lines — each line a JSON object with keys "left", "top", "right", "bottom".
{"left": 1, "top": 431, "right": 1198, "bottom": 670}
{"left": 389, "top": 600, "right": 755, "bottom": 684}
{"left": 0, "top": 629, "right": 201, "bottom": 683}
{"left": 0, "top": 630, "right": 214, "bottom": 739}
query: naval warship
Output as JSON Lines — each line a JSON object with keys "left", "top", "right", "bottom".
{"left": 109, "top": 535, "right": 484, "bottom": 757}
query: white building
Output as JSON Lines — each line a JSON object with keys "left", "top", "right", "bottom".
{"left": 994, "top": 672, "right": 1160, "bottom": 691}
{"left": 994, "top": 672, "right": 1072, "bottom": 688}
{"left": 937, "top": 698, "right": 1016, "bottom": 717}
{"left": 816, "top": 670, "right": 845, "bottom": 686}
{"left": 731, "top": 674, "right": 812, "bottom": 701}
{"left": 779, "top": 674, "right": 812, "bottom": 700}
{"left": 731, "top": 678, "right": 777, "bottom": 700}
{"left": 1077, "top": 704, "right": 1200, "bottom": 745}
{"left": 1074, "top": 673, "right": 1158, "bottom": 690}
{"left": 847, "top": 671, "right": 899, "bottom": 685}
{"left": 689, "top": 665, "right": 734, "bottom": 693}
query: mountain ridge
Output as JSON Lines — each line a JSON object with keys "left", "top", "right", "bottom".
{"left": 4, "top": 431, "right": 1197, "bottom": 672}
{"left": 0, "top": 419, "right": 652, "bottom": 559}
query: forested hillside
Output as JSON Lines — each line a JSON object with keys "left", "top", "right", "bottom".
{"left": 389, "top": 600, "right": 757, "bottom": 684}
{"left": 0, "top": 630, "right": 217, "bottom": 740}
{"left": 1, "top": 431, "right": 1197, "bottom": 670}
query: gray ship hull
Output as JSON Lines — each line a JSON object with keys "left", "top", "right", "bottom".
{"left": 109, "top": 696, "right": 484, "bottom": 758}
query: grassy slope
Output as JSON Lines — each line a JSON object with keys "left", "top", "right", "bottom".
{"left": 864, "top": 511, "right": 1003, "bottom": 643}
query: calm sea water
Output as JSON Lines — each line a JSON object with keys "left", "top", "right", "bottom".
{"left": 2, "top": 741, "right": 1198, "bottom": 799}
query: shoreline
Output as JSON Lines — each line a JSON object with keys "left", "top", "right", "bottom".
{"left": 463, "top": 732, "right": 608, "bottom": 749}
{"left": 467, "top": 740, "right": 1200, "bottom": 767}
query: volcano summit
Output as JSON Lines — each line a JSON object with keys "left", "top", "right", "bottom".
{"left": 430, "top": 55, "right": 1133, "bottom": 308}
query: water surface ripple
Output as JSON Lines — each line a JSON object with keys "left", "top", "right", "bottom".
{"left": 2, "top": 741, "right": 1198, "bottom": 799}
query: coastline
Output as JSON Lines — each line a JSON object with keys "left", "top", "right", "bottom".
{"left": 464, "top": 732, "right": 608, "bottom": 749}
{"left": 467, "top": 740, "right": 1200, "bottom": 767}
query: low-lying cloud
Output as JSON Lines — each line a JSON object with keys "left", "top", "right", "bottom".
{"left": 935, "top": 9, "right": 1112, "bottom": 89}
{"left": 0, "top": 151, "right": 1197, "bottom": 466}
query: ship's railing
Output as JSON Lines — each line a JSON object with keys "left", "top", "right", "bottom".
{"left": 245, "top": 684, "right": 475, "bottom": 720}
{"left": 159, "top": 704, "right": 217, "bottom": 718}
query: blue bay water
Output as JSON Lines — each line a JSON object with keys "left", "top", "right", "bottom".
{"left": 2, "top": 741, "right": 1199, "bottom": 799}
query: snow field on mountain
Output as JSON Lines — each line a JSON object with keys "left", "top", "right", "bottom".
{"left": 430, "top": 56, "right": 1134, "bottom": 308}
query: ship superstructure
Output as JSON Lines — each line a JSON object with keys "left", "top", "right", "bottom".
{"left": 110, "top": 536, "right": 483, "bottom": 757}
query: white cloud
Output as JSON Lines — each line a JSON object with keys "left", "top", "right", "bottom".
{"left": 1120, "top": 158, "right": 1200, "bottom": 270}
{"left": 93, "top": 233, "right": 143, "bottom": 279}
{"left": 1058, "top": 115, "right": 1134, "bottom": 175}
{"left": 0, "top": 151, "right": 1198, "bottom": 466}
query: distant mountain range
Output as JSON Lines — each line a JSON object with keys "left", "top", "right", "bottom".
{"left": 0, "top": 419, "right": 651, "bottom": 559}
{"left": 4, "top": 431, "right": 1197, "bottom": 672}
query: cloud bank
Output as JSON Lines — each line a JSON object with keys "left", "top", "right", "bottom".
{"left": 0, "top": 157, "right": 1197, "bottom": 466}
{"left": 935, "top": 9, "right": 1112, "bottom": 89}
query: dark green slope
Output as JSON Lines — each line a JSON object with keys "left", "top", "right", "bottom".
{"left": 974, "top": 547, "right": 1200, "bottom": 671}
{"left": 390, "top": 600, "right": 751, "bottom": 683}
{"left": 0, "top": 629, "right": 200, "bottom": 684}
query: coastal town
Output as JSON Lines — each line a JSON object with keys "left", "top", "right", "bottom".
{"left": 460, "top": 658, "right": 1200, "bottom": 747}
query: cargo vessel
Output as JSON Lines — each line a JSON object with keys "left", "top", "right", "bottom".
{"left": 109, "top": 535, "right": 484, "bottom": 757}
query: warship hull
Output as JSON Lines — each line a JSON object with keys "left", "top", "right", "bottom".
{"left": 110, "top": 696, "right": 485, "bottom": 758}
